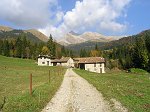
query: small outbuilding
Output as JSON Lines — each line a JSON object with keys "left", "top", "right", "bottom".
{"left": 51, "top": 57, "right": 74, "bottom": 68}
{"left": 37, "top": 55, "right": 53, "bottom": 66}
{"left": 74, "top": 57, "right": 105, "bottom": 73}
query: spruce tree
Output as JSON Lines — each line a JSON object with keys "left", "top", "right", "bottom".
{"left": 16, "top": 37, "right": 22, "bottom": 58}
{"left": 0, "top": 40, "right": 3, "bottom": 55}
{"left": 22, "top": 34, "right": 27, "bottom": 58}
{"left": 47, "top": 34, "right": 56, "bottom": 57}
{"left": 133, "top": 37, "right": 149, "bottom": 69}
{"left": 61, "top": 46, "right": 66, "bottom": 56}
{"left": 3, "top": 40, "right": 10, "bottom": 57}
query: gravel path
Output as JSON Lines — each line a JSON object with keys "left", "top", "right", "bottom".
{"left": 42, "top": 69, "right": 126, "bottom": 112}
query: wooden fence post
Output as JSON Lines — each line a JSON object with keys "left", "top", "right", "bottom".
{"left": 49, "top": 70, "right": 50, "bottom": 83}
{"left": 30, "top": 74, "right": 32, "bottom": 96}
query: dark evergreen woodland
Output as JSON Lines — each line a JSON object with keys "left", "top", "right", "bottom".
{"left": 0, "top": 34, "right": 74, "bottom": 59}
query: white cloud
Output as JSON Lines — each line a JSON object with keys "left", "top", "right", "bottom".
{"left": 0, "top": 0, "right": 131, "bottom": 38}
{"left": 0, "top": 0, "right": 58, "bottom": 28}
{"left": 40, "top": 0, "right": 131, "bottom": 38}
{"left": 100, "top": 21, "right": 126, "bottom": 32}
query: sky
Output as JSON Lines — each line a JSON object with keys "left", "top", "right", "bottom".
{"left": 0, "top": 0, "right": 149, "bottom": 39}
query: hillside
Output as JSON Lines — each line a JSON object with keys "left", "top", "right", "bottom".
{"left": 25, "top": 29, "right": 48, "bottom": 42}
{"left": 66, "top": 36, "right": 133, "bottom": 51}
{"left": 0, "top": 26, "right": 13, "bottom": 31}
{"left": 67, "top": 29, "right": 150, "bottom": 51}
{"left": 100, "top": 29, "right": 150, "bottom": 50}
{"left": 0, "top": 29, "right": 43, "bottom": 43}
{"left": 0, "top": 25, "right": 48, "bottom": 43}
{"left": 100, "top": 36, "right": 135, "bottom": 50}
{"left": 66, "top": 41, "right": 106, "bottom": 52}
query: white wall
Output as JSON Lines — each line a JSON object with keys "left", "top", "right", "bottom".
{"left": 38, "top": 57, "right": 53, "bottom": 66}
{"left": 61, "top": 58, "right": 74, "bottom": 67}
{"left": 85, "top": 63, "right": 105, "bottom": 73}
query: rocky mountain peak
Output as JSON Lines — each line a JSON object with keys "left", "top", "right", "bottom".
{"left": 58, "top": 31, "right": 118, "bottom": 46}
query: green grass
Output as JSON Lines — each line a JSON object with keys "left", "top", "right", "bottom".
{"left": 0, "top": 55, "right": 66, "bottom": 112}
{"left": 129, "top": 68, "right": 149, "bottom": 74}
{"left": 74, "top": 69, "right": 150, "bottom": 112}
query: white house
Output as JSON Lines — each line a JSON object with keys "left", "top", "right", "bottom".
{"left": 37, "top": 55, "right": 53, "bottom": 66}
{"left": 74, "top": 57, "right": 105, "bottom": 73}
{"left": 51, "top": 57, "right": 74, "bottom": 67}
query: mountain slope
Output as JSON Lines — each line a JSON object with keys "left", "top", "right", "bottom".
{"left": 67, "top": 29, "right": 150, "bottom": 52}
{"left": 100, "top": 29, "right": 150, "bottom": 50}
{"left": 0, "top": 29, "right": 42, "bottom": 43}
{"left": 0, "top": 26, "right": 13, "bottom": 31}
{"left": 66, "top": 35, "right": 134, "bottom": 51}
{"left": 58, "top": 31, "right": 119, "bottom": 46}
{"left": 25, "top": 29, "right": 48, "bottom": 42}
{"left": 0, "top": 25, "right": 48, "bottom": 42}
{"left": 66, "top": 41, "right": 106, "bottom": 52}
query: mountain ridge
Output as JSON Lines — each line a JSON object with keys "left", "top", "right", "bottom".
{"left": 58, "top": 31, "right": 121, "bottom": 46}
{"left": 66, "top": 29, "right": 150, "bottom": 52}
{"left": 0, "top": 25, "right": 48, "bottom": 42}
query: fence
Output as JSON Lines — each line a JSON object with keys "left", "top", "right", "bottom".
{"left": 0, "top": 66, "right": 65, "bottom": 111}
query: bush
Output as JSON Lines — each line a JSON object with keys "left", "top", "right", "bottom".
{"left": 129, "top": 68, "right": 149, "bottom": 74}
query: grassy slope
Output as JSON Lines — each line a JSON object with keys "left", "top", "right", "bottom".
{"left": 74, "top": 69, "right": 150, "bottom": 112}
{"left": 0, "top": 55, "right": 66, "bottom": 112}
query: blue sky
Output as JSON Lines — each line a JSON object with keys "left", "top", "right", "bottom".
{"left": 0, "top": 0, "right": 149, "bottom": 38}
{"left": 124, "top": 0, "right": 150, "bottom": 35}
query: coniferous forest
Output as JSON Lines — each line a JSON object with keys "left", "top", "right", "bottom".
{"left": 0, "top": 34, "right": 73, "bottom": 59}
{"left": 0, "top": 29, "right": 150, "bottom": 72}
{"left": 78, "top": 30, "right": 150, "bottom": 72}
{"left": 103, "top": 30, "right": 150, "bottom": 71}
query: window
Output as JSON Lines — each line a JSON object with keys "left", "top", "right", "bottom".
{"left": 42, "top": 62, "right": 45, "bottom": 64}
{"left": 94, "top": 63, "right": 96, "bottom": 67}
{"left": 100, "top": 64, "right": 102, "bottom": 67}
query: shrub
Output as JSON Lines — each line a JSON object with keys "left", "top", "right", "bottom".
{"left": 129, "top": 68, "right": 149, "bottom": 74}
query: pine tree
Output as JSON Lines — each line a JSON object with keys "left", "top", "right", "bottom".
{"left": 80, "top": 49, "right": 87, "bottom": 57}
{"left": 3, "top": 39, "right": 10, "bottom": 57}
{"left": 22, "top": 34, "right": 27, "bottom": 58}
{"left": 95, "top": 44, "right": 99, "bottom": 50}
{"left": 0, "top": 40, "right": 3, "bottom": 55}
{"left": 133, "top": 37, "right": 149, "bottom": 69}
{"left": 16, "top": 37, "right": 22, "bottom": 58}
{"left": 47, "top": 34, "right": 56, "bottom": 57}
{"left": 61, "top": 46, "right": 66, "bottom": 56}
{"left": 145, "top": 33, "right": 150, "bottom": 71}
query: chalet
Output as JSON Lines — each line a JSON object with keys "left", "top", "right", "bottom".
{"left": 37, "top": 55, "right": 53, "bottom": 66}
{"left": 74, "top": 57, "right": 105, "bottom": 73}
{"left": 51, "top": 57, "right": 74, "bottom": 68}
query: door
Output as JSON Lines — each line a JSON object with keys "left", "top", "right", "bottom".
{"left": 79, "top": 63, "right": 85, "bottom": 69}
{"left": 100, "top": 68, "right": 102, "bottom": 73}
{"left": 47, "top": 61, "right": 49, "bottom": 66}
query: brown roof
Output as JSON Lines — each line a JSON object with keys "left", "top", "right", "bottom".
{"left": 37, "top": 55, "right": 51, "bottom": 58}
{"left": 51, "top": 59, "right": 61, "bottom": 63}
{"left": 59, "top": 57, "right": 71, "bottom": 62}
{"left": 74, "top": 57, "right": 105, "bottom": 64}
{"left": 51, "top": 57, "right": 71, "bottom": 63}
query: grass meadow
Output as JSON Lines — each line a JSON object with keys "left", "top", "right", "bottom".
{"left": 74, "top": 69, "right": 150, "bottom": 112}
{"left": 0, "top": 55, "right": 66, "bottom": 112}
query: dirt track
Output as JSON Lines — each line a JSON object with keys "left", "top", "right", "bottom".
{"left": 42, "top": 69, "right": 127, "bottom": 112}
